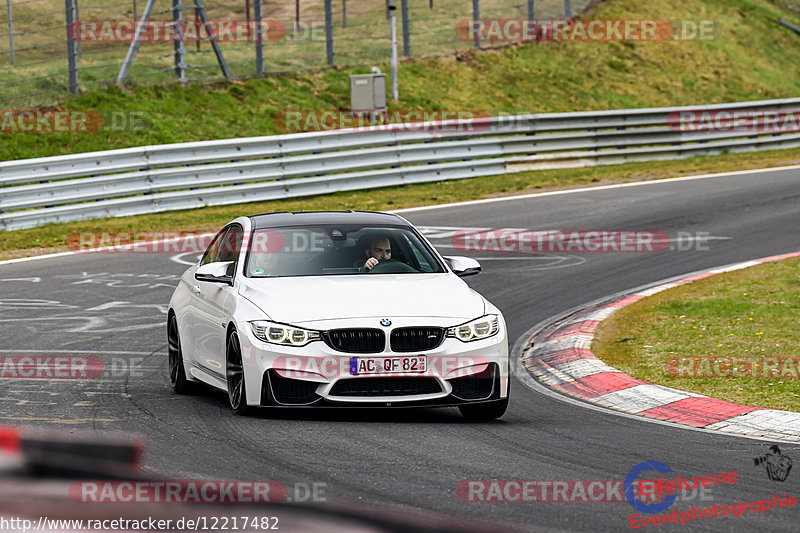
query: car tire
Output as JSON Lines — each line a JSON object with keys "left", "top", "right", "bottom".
{"left": 458, "top": 397, "right": 508, "bottom": 420}
{"left": 226, "top": 330, "right": 250, "bottom": 415}
{"left": 167, "top": 315, "right": 194, "bottom": 394}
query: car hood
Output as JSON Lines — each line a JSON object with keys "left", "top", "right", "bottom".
{"left": 238, "top": 274, "right": 485, "bottom": 324}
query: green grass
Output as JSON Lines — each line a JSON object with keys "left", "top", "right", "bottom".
{"left": 4, "top": 0, "right": 800, "bottom": 159}
{"left": 593, "top": 257, "right": 800, "bottom": 412}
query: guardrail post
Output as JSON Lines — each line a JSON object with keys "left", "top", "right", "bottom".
{"left": 528, "top": 0, "right": 534, "bottom": 22}
{"left": 65, "top": 0, "right": 79, "bottom": 94}
{"left": 564, "top": 0, "right": 571, "bottom": 19}
{"left": 401, "top": 0, "right": 410, "bottom": 58}
{"left": 472, "top": 0, "right": 480, "bottom": 49}
{"left": 254, "top": 0, "right": 263, "bottom": 75}
{"left": 324, "top": 0, "right": 334, "bottom": 65}
{"left": 6, "top": 0, "right": 14, "bottom": 63}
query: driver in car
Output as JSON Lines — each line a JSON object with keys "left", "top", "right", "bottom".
{"left": 361, "top": 234, "right": 392, "bottom": 271}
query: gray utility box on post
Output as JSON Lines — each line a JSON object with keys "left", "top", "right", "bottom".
{"left": 350, "top": 74, "right": 387, "bottom": 113}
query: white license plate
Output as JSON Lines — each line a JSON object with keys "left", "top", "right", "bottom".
{"left": 349, "top": 356, "right": 427, "bottom": 375}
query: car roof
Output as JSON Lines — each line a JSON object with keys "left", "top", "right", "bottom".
{"left": 249, "top": 210, "right": 408, "bottom": 229}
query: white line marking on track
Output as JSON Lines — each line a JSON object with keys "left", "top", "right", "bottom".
{"left": 171, "top": 252, "right": 201, "bottom": 266}
{"left": 85, "top": 301, "right": 169, "bottom": 314}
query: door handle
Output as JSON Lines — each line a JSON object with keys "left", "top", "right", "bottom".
{"left": 192, "top": 285, "right": 201, "bottom": 293}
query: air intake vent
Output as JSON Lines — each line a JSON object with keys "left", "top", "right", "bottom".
{"left": 330, "top": 378, "right": 442, "bottom": 397}
{"left": 263, "top": 371, "right": 321, "bottom": 405}
{"left": 448, "top": 365, "right": 496, "bottom": 400}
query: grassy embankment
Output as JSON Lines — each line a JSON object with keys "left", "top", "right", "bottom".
{"left": 593, "top": 258, "right": 800, "bottom": 411}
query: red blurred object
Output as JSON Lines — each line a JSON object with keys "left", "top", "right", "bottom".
{"left": 0, "top": 425, "right": 21, "bottom": 454}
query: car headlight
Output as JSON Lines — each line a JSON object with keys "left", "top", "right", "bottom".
{"left": 250, "top": 321, "right": 320, "bottom": 347}
{"left": 447, "top": 315, "right": 499, "bottom": 342}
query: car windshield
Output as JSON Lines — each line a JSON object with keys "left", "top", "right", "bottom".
{"left": 244, "top": 224, "right": 446, "bottom": 277}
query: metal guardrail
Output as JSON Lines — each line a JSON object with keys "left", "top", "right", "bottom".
{"left": 2, "top": 98, "right": 800, "bottom": 231}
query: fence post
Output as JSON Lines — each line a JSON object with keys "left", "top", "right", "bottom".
{"left": 401, "top": 0, "right": 409, "bottom": 57}
{"left": 564, "top": 0, "right": 571, "bottom": 19}
{"left": 172, "top": 0, "right": 186, "bottom": 83}
{"left": 65, "top": 0, "right": 79, "bottom": 94}
{"left": 472, "top": 0, "right": 480, "bottom": 49}
{"left": 254, "top": 0, "right": 263, "bottom": 75}
{"left": 324, "top": 0, "right": 334, "bottom": 65}
{"left": 193, "top": 0, "right": 231, "bottom": 80}
{"left": 74, "top": 0, "right": 81, "bottom": 58}
{"left": 342, "top": 0, "right": 346, "bottom": 28}
{"left": 528, "top": 0, "right": 534, "bottom": 22}
{"left": 388, "top": 0, "right": 398, "bottom": 100}
{"left": 6, "top": 0, "right": 14, "bottom": 64}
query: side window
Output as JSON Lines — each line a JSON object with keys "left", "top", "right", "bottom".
{"left": 218, "top": 225, "right": 243, "bottom": 263}
{"left": 200, "top": 228, "right": 227, "bottom": 266}
{"left": 200, "top": 225, "right": 244, "bottom": 276}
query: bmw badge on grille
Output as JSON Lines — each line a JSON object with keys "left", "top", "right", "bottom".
{"left": 380, "top": 319, "right": 392, "bottom": 327}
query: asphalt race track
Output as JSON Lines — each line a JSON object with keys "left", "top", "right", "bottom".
{"left": 1, "top": 168, "right": 799, "bottom": 532}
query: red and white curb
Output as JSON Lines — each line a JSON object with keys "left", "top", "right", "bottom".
{"left": 523, "top": 251, "right": 800, "bottom": 442}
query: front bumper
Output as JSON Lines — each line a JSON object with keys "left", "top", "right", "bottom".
{"left": 260, "top": 363, "right": 504, "bottom": 407}
{"left": 238, "top": 317, "right": 509, "bottom": 408}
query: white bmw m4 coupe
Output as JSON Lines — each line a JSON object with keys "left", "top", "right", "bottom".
{"left": 167, "top": 211, "right": 509, "bottom": 419}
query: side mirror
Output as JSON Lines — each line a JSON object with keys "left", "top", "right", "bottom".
{"left": 195, "top": 261, "right": 234, "bottom": 285}
{"left": 445, "top": 256, "right": 481, "bottom": 277}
